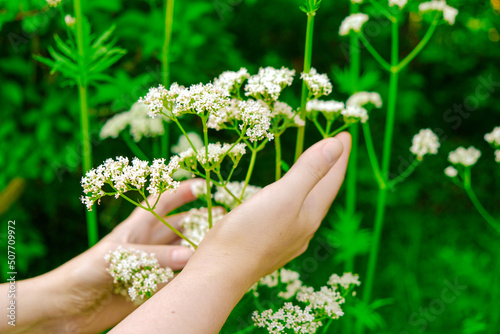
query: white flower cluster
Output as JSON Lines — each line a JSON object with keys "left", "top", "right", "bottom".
{"left": 270, "top": 101, "right": 305, "bottom": 129}
{"left": 214, "top": 68, "right": 250, "bottom": 95}
{"left": 46, "top": 0, "right": 61, "bottom": 7}
{"left": 306, "top": 100, "right": 345, "bottom": 116}
{"left": 253, "top": 303, "right": 321, "bottom": 334}
{"left": 485, "top": 127, "right": 500, "bottom": 147}
{"left": 296, "top": 286, "right": 345, "bottom": 319}
{"left": 341, "top": 106, "right": 369, "bottom": 124}
{"left": 250, "top": 268, "right": 307, "bottom": 299}
{"left": 179, "top": 208, "right": 226, "bottom": 249}
{"left": 174, "top": 142, "right": 247, "bottom": 170}
{"left": 327, "top": 272, "right": 361, "bottom": 290}
{"left": 139, "top": 83, "right": 180, "bottom": 118}
{"left": 80, "top": 157, "right": 179, "bottom": 210}
{"left": 389, "top": 0, "right": 408, "bottom": 9}
{"left": 301, "top": 68, "right": 333, "bottom": 99}
{"left": 419, "top": 0, "right": 459, "bottom": 25}
{"left": 496, "top": 151, "right": 500, "bottom": 163}
{"left": 214, "top": 181, "right": 261, "bottom": 210}
{"left": 245, "top": 67, "right": 295, "bottom": 103}
{"left": 339, "top": 13, "right": 369, "bottom": 36}
{"left": 65, "top": 15, "right": 76, "bottom": 28}
{"left": 410, "top": 129, "right": 440, "bottom": 160}
{"left": 346, "top": 91, "right": 382, "bottom": 109}
{"left": 100, "top": 102, "right": 168, "bottom": 142}
{"left": 448, "top": 146, "right": 481, "bottom": 167}
{"left": 105, "top": 246, "right": 173, "bottom": 302}
{"left": 444, "top": 166, "right": 458, "bottom": 178}
{"left": 174, "top": 83, "right": 230, "bottom": 117}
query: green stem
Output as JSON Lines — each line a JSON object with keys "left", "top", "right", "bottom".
{"left": 312, "top": 116, "right": 327, "bottom": 138}
{"left": 359, "top": 34, "right": 391, "bottom": 72}
{"left": 241, "top": 147, "right": 258, "bottom": 200}
{"left": 275, "top": 134, "right": 282, "bottom": 181}
{"left": 367, "top": 0, "right": 395, "bottom": 21}
{"left": 160, "top": 0, "right": 174, "bottom": 158}
{"left": 322, "top": 318, "right": 334, "bottom": 334}
{"left": 362, "top": 123, "right": 386, "bottom": 189}
{"left": 294, "top": 12, "right": 315, "bottom": 162}
{"left": 172, "top": 118, "right": 198, "bottom": 154}
{"left": 328, "top": 123, "right": 350, "bottom": 138}
{"left": 74, "top": 0, "right": 98, "bottom": 247}
{"left": 463, "top": 168, "right": 500, "bottom": 235}
{"left": 388, "top": 158, "right": 421, "bottom": 189}
{"left": 360, "top": 20, "right": 399, "bottom": 331}
{"left": 122, "top": 132, "right": 149, "bottom": 160}
{"left": 150, "top": 209, "right": 197, "bottom": 249}
{"left": 202, "top": 121, "right": 213, "bottom": 229}
{"left": 394, "top": 16, "right": 439, "bottom": 73}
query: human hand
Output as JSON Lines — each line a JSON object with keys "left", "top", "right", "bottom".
{"left": 36, "top": 179, "right": 199, "bottom": 334}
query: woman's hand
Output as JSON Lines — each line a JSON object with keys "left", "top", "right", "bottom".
{"left": 1, "top": 179, "right": 199, "bottom": 334}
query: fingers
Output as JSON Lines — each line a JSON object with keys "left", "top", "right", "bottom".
{"left": 303, "top": 132, "right": 351, "bottom": 220}
{"left": 128, "top": 244, "right": 194, "bottom": 271}
{"left": 279, "top": 137, "right": 344, "bottom": 204}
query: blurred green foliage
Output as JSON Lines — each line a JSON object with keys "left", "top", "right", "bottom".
{"left": 1, "top": 0, "right": 500, "bottom": 333}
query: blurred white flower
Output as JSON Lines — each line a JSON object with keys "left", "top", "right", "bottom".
{"left": 105, "top": 246, "right": 173, "bottom": 303}
{"left": 484, "top": 126, "right": 500, "bottom": 147}
{"left": 328, "top": 272, "right": 361, "bottom": 290}
{"left": 174, "top": 142, "right": 247, "bottom": 169}
{"left": 410, "top": 129, "right": 440, "bottom": 160}
{"left": 64, "top": 15, "right": 76, "bottom": 27}
{"left": 448, "top": 146, "right": 481, "bottom": 167}
{"left": 444, "top": 166, "right": 458, "bottom": 178}
{"left": 495, "top": 150, "right": 500, "bottom": 163}
{"left": 341, "top": 106, "right": 369, "bottom": 124}
{"left": 214, "top": 68, "right": 249, "bottom": 95}
{"left": 419, "top": 0, "right": 458, "bottom": 25}
{"left": 306, "top": 100, "right": 345, "bottom": 117}
{"left": 346, "top": 92, "right": 382, "bottom": 109}
{"left": 179, "top": 208, "right": 226, "bottom": 249}
{"left": 100, "top": 102, "right": 168, "bottom": 142}
{"left": 46, "top": 0, "right": 61, "bottom": 7}
{"left": 389, "top": 0, "right": 407, "bottom": 9}
{"left": 339, "top": 13, "right": 369, "bottom": 36}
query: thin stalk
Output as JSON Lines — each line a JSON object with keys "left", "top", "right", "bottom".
{"left": 322, "top": 318, "right": 334, "bottom": 334}
{"left": 74, "top": 0, "right": 98, "bottom": 247}
{"left": 388, "top": 159, "right": 421, "bottom": 189}
{"left": 240, "top": 147, "right": 258, "bottom": 200}
{"left": 395, "top": 16, "right": 439, "bottom": 73}
{"left": 150, "top": 209, "right": 197, "bottom": 249}
{"left": 359, "top": 34, "right": 391, "bottom": 72}
{"left": 294, "top": 12, "right": 315, "bottom": 161}
{"left": 171, "top": 117, "right": 198, "bottom": 154}
{"left": 275, "top": 134, "right": 282, "bottom": 181}
{"left": 362, "top": 123, "right": 386, "bottom": 189}
{"left": 122, "top": 132, "right": 149, "bottom": 160}
{"left": 328, "top": 123, "right": 349, "bottom": 138}
{"left": 361, "top": 19, "right": 399, "bottom": 328}
{"left": 202, "top": 122, "right": 213, "bottom": 229}
{"left": 161, "top": 0, "right": 174, "bottom": 157}
{"left": 463, "top": 168, "right": 500, "bottom": 235}
{"left": 312, "top": 116, "right": 327, "bottom": 138}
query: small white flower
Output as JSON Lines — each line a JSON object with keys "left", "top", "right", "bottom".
{"left": 444, "top": 166, "right": 458, "bottom": 178}
{"left": 214, "top": 181, "right": 261, "bottom": 210}
{"left": 301, "top": 68, "right": 333, "bottom": 98}
{"left": 484, "top": 126, "right": 500, "bottom": 147}
{"left": 297, "top": 286, "right": 345, "bottom": 319}
{"left": 306, "top": 100, "right": 345, "bottom": 118}
{"left": 389, "top": 0, "right": 407, "bottom": 9}
{"left": 64, "top": 15, "right": 76, "bottom": 27}
{"left": 410, "top": 129, "right": 440, "bottom": 160}
{"left": 495, "top": 150, "right": 500, "bottom": 163}
{"left": 346, "top": 92, "right": 382, "bottom": 109}
{"left": 419, "top": 0, "right": 459, "bottom": 25}
{"left": 339, "top": 13, "right": 369, "bottom": 36}
{"left": 46, "top": 0, "right": 61, "bottom": 7}
{"left": 179, "top": 208, "right": 226, "bottom": 249}
{"left": 214, "top": 68, "right": 250, "bottom": 95}
{"left": 448, "top": 146, "right": 481, "bottom": 167}
{"left": 351, "top": 0, "right": 364, "bottom": 3}
{"left": 176, "top": 142, "right": 247, "bottom": 170}
{"left": 327, "top": 273, "right": 361, "bottom": 290}
{"left": 253, "top": 303, "right": 321, "bottom": 334}
{"left": 105, "top": 246, "right": 173, "bottom": 303}
{"left": 174, "top": 83, "right": 230, "bottom": 117}
{"left": 341, "top": 106, "right": 369, "bottom": 123}
{"left": 245, "top": 67, "right": 295, "bottom": 103}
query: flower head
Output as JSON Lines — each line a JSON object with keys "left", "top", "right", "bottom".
{"left": 253, "top": 303, "right": 321, "bottom": 334}
{"left": 175, "top": 142, "right": 247, "bottom": 170}
{"left": 179, "top": 208, "right": 226, "bottom": 249}
{"left": 296, "top": 286, "right": 345, "bottom": 319}
{"left": 444, "top": 166, "right": 458, "bottom": 178}
{"left": 410, "top": 129, "right": 440, "bottom": 160}
{"left": 301, "top": 68, "right": 333, "bottom": 99}
{"left": 245, "top": 67, "right": 295, "bottom": 103}
{"left": 495, "top": 150, "right": 500, "bottom": 163}
{"left": 419, "top": 0, "right": 458, "bottom": 25}
{"left": 485, "top": 126, "right": 500, "bottom": 147}
{"left": 174, "top": 83, "right": 230, "bottom": 117}
{"left": 139, "top": 83, "right": 185, "bottom": 118}
{"left": 389, "top": 0, "right": 408, "bottom": 9}
{"left": 306, "top": 100, "right": 345, "bottom": 121}
{"left": 47, "top": 0, "right": 61, "bottom": 7}
{"left": 339, "top": 13, "right": 369, "bottom": 36}
{"left": 341, "top": 106, "right": 369, "bottom": 124}
{"left": 214, "top": 68, "right": 250, "bottom": 96}
{"left": 346, "top": 92, "right": 382, "bottom": 109}
{"left": 448, "top": 146, "right": 481, "bottom": 167}
{"left": 64, "top": 15, "right": 76, "bottom": 27}
{"left": 327, "top": 273, "right": 361, "bottom": 290}
{"left": 105, "top": 246, "right": 173, "bottom": 303}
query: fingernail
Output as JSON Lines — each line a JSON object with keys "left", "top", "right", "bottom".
{"left": 322, "top": 139, "right": 343, "bottom": 163}
{"left": 172, "top": 247, "right": 193, "bottom": 264}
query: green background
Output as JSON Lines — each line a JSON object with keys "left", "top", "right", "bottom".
{"left": 1, "top": 0, "right": 499, "bottom": 333}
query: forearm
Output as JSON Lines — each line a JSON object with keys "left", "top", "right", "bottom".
{"left": 0, "top": 271, "right": 68, "bottom": 333}
{"left": 110, "top": 246, "right": 256, "bottom": 333}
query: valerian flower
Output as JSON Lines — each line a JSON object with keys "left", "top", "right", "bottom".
{"left": 174, "top": 142, "right": 247, "bottom": 171}
{"left": 444, "top": 166, "right": 458, "bottom": 178}
{"left": 339, "top": 13, "right": 369, "bottom": 36}
{"left": 419, "top": 0, "right": 458, "bottom": 25}
{"left": 214, "top": 181, "right": 261, "bottom": 210}
{"left": 341, "top": 105, "right": 369, "bottom": 124}
{"left": 214, "top": 68, "right": 250, "bottom": 97}
{"left": 253, "top": 303, "right": 321, "bottom": 334}
{"left": 448, "top": 146, "right": 481, "bottom": 167}
{"left": 301, "top": 68, "right": 333, "bottom": 99}
{"left": 46, "top": 0, "right": 61, "bottom": 7}
{"left": 179, "top": 208, "right": 226, "bottom": 250}
{"left": 64, "top": 15, "right": 76, "bottom": 27}
{"left": 484, "top": 126, "right": 500, "bottom": 147}
{"left": 245, "top": 67, "right": 295, "bottom": 103}
{"left": 306, "top": 99, "right": 345, "bottom": 120}
{"left": 105, "top": 246, "right": 173, "bottom": 303}
{"left": 389, "top": 0, "right": 408, "bottom": 9}
{"left": 327, "top": 272, "right": 361, "bottom": 290}
{"left": 346, "top": 92, "right": 382, "bottom": 109}
{"left": 410, "top": 129, "right": 440, "bottom": 161}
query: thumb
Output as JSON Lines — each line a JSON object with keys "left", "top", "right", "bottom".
{"left": 279, "top": 138, "right": 344, "bottom": 203}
